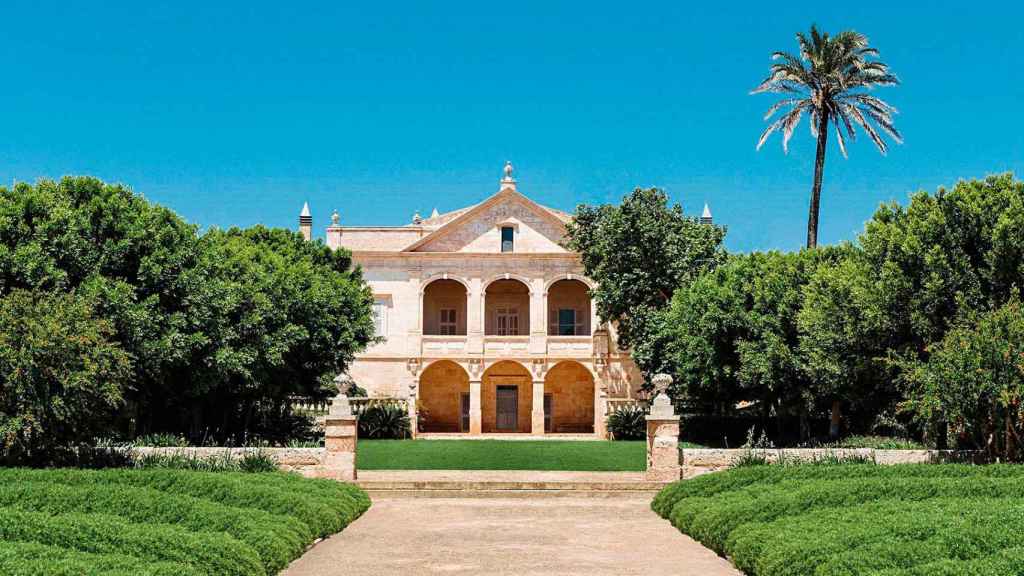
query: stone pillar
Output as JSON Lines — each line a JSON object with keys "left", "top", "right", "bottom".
{"left": 322, "top": 394, "right": 358, "bottom": 481}
{"left": 594, "top": 379, "right": 608, "bottom": 439}
{"left": 469, "top": 379, "right": 483, "bottom": 434}
{"left": 407, "top": 374, "right": 419, "bottom": 439}
{"left": 645, "top": 374, "right": 681, "bottom": 482}
{"left": 531, "top": 379, "right": 546, "bottom": 435}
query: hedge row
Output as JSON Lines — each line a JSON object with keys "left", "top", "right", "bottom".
{"left": 653, "top": 464, "right": 1024, "bottom": 576}
{"left": 0, "top": 540, "right": 201, "bottom": 576}
{"left": 0, "top": 469, "right": 371, "bottom": 576}
{"left": 0, "top": 480, "right": 305, "bottom": 573}
{"left": 651, "top": 463, "right": 1024, "bottom": 517}
{"left": 0, "top": 468, "right": 370, "bottom": 538}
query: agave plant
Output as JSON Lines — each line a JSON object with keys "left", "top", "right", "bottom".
{"left": 356, "top": 401, "right": 411, "bottom": 439}
{"left": 606, "top": 404, "right": 648, "bottom": 441}
{"left": 753, "top": 25, "right": 901, "bottom": 248}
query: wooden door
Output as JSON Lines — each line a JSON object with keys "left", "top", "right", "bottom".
{"left": 495, "top": 386, "right": 518, "bottom": 430}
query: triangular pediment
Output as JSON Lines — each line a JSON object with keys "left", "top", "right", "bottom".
{"left": 404, "top": 188, "right": 570, "bottom": 253}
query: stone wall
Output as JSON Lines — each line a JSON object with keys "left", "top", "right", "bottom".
{"left": 131, "top": 446, "right": 326, "bottom": 476}
{"left": 681, "top": 448, "right": 981, "bottom": 476}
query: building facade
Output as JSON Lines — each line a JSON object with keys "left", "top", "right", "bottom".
{"left": 317, "top": 163, "right": 645, "bottom": 437}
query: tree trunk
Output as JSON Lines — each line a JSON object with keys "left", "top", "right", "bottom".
{"left": 807, "top": 112, "right": 830, "bottom": 248}
{"left": 829, "top": 399, "right": 842, "bottom": 439}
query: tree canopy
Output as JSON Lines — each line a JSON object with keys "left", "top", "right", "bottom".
{"left": 0, "top": 177, "right": 374, "bottom": 452}
{"left": 565, "top": 187, "right": 726, "bottom": 376}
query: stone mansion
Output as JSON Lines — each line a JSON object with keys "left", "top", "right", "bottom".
{"left": 302, "top": 164, "right": 706, "bottom": 438}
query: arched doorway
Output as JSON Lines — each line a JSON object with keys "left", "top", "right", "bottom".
{"left": 481, "top": 360, "right": 532, "bottom": 433}
{"left": 544, "top": 361, "right": 595, "bottom": 434}
{"left": 484, "top": 279, "right": 530, "bottom": 335}
{"left": 423, "top": 279, "right": 468, "bottom": 335}
{"left": 419, "top": 360, "right": 470, "bottom": 432}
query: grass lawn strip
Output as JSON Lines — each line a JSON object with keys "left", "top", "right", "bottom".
{"left": 0, "top": 469, "right": 370, "bottom": 576}
{"left": 653, "top": 464, "right": 1024, "bottom": 576}
{"left": 357, "top": 439, "right": 646, "bottom": 471}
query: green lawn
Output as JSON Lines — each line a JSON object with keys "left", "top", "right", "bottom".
{"left": 357, "top": 439, "right": 646, "bottom": 471}
{"left": 0, "top": 468, "right": 369, "bottom": 576}
{"left": 652, "top": 463, "right": 1024, "bottom": 576}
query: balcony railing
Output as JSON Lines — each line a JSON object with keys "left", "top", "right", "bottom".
{"left": 546, "top": 335, "right": 593, "bottom": 356}
{"left": 483, "top": 335, "right": 530, "bottom": 355}
{"left": 421, "top": 335, "right": 468, "bottom": 355}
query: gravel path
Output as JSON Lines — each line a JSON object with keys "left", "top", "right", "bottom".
{"left": 283, "top": 493, "right": 740, "bottom": 576}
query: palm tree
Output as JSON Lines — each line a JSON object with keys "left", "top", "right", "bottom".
{"left": 753, "top": 25, "right": 901, "bottom": 248}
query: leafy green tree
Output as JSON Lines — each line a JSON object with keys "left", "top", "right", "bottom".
{"left": 166, "top": 226, "right": 375, "bottom": 440}
{"left": 565, "top": 187, "right": 726, "bottom": 376}
{"left": 0, "top": 176, "right": 205, "bottom": 430}
{"left": 0, "top": 290, "right": 131, "bottom": 462}
{"left": 753, "top": 25, "right": 901, "bottom": 247}
{"left": 798, "top": 253, "right": 901, "bottom": 438}
{"left": 0, "top": 177, "right": 375, "bottom": 445}
{"left": 802, "top": 173, "right": 1024, "bottom": 438}
{"left": 665, "top": 248, "right": 845, "bottom": 424}
{"left": 900, "top": 297, "right": 1024, "bottom": 461}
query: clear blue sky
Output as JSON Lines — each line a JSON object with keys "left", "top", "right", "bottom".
{"left": 2, "top": 2, "right": 1022, "bottom": 252}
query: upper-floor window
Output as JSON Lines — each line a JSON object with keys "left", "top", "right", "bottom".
{"left": 439, "top": 308, "right": 458, "bottom": 335}
{"left": 495, "top": 306, "right": 520, "bottom": 335}
{"left": 372, "top": 298, "right": 389, "bottom": 338}
{"left": 556, "top": 308, "right": 582, "bottom": 336}
{"left": 501, "top": 226, "right": 514, "bottom": 252}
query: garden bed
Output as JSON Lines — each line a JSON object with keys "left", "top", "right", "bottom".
{"left": 0, "top": 468, "right": 370, "bottom": 575}
{"left": 357, "top": 439, "right": 646, "bottom": 471}
{"left": 652, "top": 463, "right": 1024, "bottom": 575}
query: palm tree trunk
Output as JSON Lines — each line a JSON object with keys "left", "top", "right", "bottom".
{"left": 807, "top": 113, "right": 830, "bottom": 248}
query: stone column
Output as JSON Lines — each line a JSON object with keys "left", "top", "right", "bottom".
{"left": 469, "top": 378, "right": 483, "bottom": 434}
{"left": 531, "top": 379, "right": 546, "bottom": 435}
{"left": 407, "top": 373, "right": 419, "bottom": 439}
{"left": 645, "top": 374, "right": 681, "bottom": 482}
{"left": 322, "top": 394, "right": 358, "bottom": 481}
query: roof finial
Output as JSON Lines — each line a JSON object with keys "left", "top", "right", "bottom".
{"left": 300, "top": 201, "right": 311, "bottom": 218}
{"left": 331, "top": 209, "right": 340, "bottom": 226}
{"left": 500, "top": 161, "right": 517, "bottom": 191}
{"left": 412, "top": 210, "right": 422, "bottom": 225}
{"left": 430, "top": 207, "right": 440, "bottom": 219}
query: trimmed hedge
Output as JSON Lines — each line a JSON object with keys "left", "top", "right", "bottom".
{"left": 0, "top": 540, "right": 201, "bottom": 576}
{"left": 653, "top": 464, "right": 1024, "bottom": 576}
{"left": 0, "top": 468, "right": 370, "bottom": 575}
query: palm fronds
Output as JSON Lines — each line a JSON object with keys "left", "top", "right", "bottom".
{"left": 752, "top": 24, "right": 901, "bottom": 155}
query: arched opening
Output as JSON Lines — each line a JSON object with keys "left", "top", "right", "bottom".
{"left": 547, "top": 279, "right": 592, "bottom": 336}
{"left": 423, "top": 279, "right": 467, "bottom": 335}
{"left": 543, "top": 361, "right": 595, "bottom": 434}
{"left": 418, "top": 360, "right": 470, "bottom": 432}
{"left": 481, "top": 360, "right": 532, "bottom": 433}
{"left": 484, "top": 279, "right": 530, "bottom": 336}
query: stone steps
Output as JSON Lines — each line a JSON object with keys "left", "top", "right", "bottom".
{"left": 358, "top": 478, "right": 669, "bottom": 498}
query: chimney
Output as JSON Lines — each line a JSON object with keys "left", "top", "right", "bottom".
{"left": 701, "top": 202, "right": 713, "bottom": 225}
{"left": 299, "top": 202, "right": 312, "bottom": 241}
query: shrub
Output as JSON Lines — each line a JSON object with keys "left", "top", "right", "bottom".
{"left": 0, "top": 289, "right": 131, "bottom": 464}
{"left": 653, "top": 464, "right": 1024, "bottom": 575}
{"left": 835, "top": 435, "right": 923, "bottom": 450}
{"left": 132, "top": 433, "right": 189, "bottom": 447}
{"left": 0, "top": 468, "right": 370, "bottom": 575}
{"left": 356, "top": 400, "right": 411, "bottom": 439}
{"left": 606, "top": 404, "right": 647, "bottom": 440}
{"left": 0, "top": 479, "right": 306, "bottom": 573}
{"left": 0, "top": 508, "right": 264, "bottom": 576}
{"left": 0, "top": 540, "right": 201, "bottom": 576}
